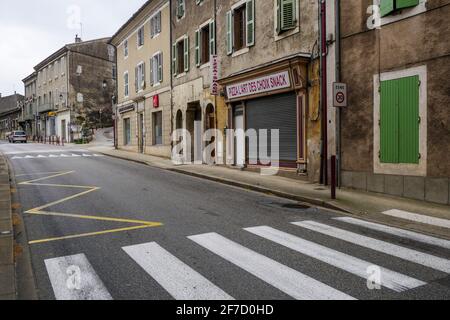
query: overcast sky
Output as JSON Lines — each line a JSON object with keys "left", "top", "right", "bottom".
{"left": 0, "top": 0, "right": 146, "bottom": 96}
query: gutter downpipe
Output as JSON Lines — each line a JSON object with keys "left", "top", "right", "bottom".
{"left": 335, "top": 0, "right": 342, "bottom": 187}
{"left": 319, "top": 0, "right": 328, "bottom": 186}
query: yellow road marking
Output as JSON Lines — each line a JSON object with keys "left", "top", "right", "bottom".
{"left": 29, "top": 211, "right": 162, "bottom": 226}
{"left": 28, "top": 225, "right": 156, "bottom": 245}
{"left": 15, "top": 171, "right": 68, "bottom": 177}
{"left": 18, "top": 171, "right": 163, "bottom": 245}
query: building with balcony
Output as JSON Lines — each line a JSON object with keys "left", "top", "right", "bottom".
{"left": 21, "top": 72, "right": 37, "bottom": 137}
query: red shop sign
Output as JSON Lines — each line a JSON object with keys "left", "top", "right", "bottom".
{"left": 153, "top": 94, "right": 159, "bottom": 108}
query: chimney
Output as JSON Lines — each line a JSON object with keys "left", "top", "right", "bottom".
{"left": 75, "top": 34, "right": 82, "bottom": 43}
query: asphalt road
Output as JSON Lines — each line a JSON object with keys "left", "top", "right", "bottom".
{"left": 1, "top": 141, "right": 450, "bottom": 300}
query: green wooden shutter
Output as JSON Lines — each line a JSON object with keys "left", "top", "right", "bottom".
{"left": 397, "top": 0, "right": 420, "bottom": 9}
{"left": 209, "top": 20, "right": 216, "bottom": 55}
{"left": 246, "top": 0, "right": 255, "bottom": 47}
{"left": 226, "top": 11, "right": 233, "bottom": 55}
{"left": 281, "top": 0, "right": 296, "bottom": 31}
{"left": 380, "top": 0, "right": 395, "bottom": 17}
{"left": 398, "top": 76, "right": 420, "bottom": 164}
{"left": 172, "top": 43, "right": 177, "bottom": 75}
{"left": 195, "top": 30, "right": 200, "bottom": 67}
{"left": 184, "top": 37, "right": 189, "bottom": 72}
{"left": 380, "top": 79, "right": 399, "bottom": 164}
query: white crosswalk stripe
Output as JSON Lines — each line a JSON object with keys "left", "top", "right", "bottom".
{"left": 245, "top": 226, "right": 426, "bottom": 292}
{"left": 292, "top": 221, "right": 450, "bottom": 273}
{"left": 334, "top": 217, "right": 450, "bottom": 250}
{"left": 382, "top": 209, "right": 450, "bottom": 229}
{"left": 123, "top": 242, "right": 233, "bottom": 300}
{"left": 188, "top": 232, "right": 355, "bottom": 300}
{"left": 44, "top": 254, "right": 112, "bottom": 300}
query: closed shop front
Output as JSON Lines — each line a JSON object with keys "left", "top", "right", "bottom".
{"left": 246, "top": 92, "right": 298, "bottom": 167}
{"left": 221, "top": 57, "right": 309, "bottom": 170}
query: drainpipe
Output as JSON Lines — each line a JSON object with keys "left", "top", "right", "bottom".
{"left": 335, "top": 0, "right": 342, "bottom": 187}
{"left": 319, "top": 0, "right": 328, "bottom": 186}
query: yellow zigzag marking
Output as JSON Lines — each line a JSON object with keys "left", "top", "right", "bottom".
{"left": 19, "top": 171, "right": 163, "bottom": 245}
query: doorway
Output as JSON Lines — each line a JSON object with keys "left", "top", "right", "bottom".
{"left": 138, "top": 113, "right": 144, "bottom": 153}
{"left": 234, "top": 106, "right": 245, "bottom": 166}
{"left": 61, "top": 120, "right": 67, "bottom": 142}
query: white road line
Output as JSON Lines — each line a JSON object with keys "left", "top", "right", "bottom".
{"left": 123, "top": 242, "right": 233, "bottom": 300}
{"left": 245, "top": 226, "right": 426, "bottom": 292}
{"left": 292, "top": 221, "right": 450, "bottom": 274}
{"left": 60, "top": 154, "right": 71, "bottom": 157}
{"left": 37, "top": 155, "right": 47, "bottom": 158}
{"left": 5, "top": 149, "right": 88, "bottom": 155}
{"left": 11, "top": 156, "right": 23, "bottom": 159}
{"left": 24, "top": 155, "right": 35, "bottom": 159}
{"left": 44, "top": 254, "right": 112, "bottom": 300}
{"left": 334, "top": 217, "right": 450, "bottom": 250}
{"left": 188, "top": 233, "right": 355, "bottom": 300}
{"left": 382, "top": 209, "right": 450, "bottom": 229}
{"left": 82, "top": 154, "right": 92, "bottom": 157}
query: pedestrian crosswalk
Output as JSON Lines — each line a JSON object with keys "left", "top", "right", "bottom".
{"left": 11, "top": 153, "right": 104, "bottom": 160}
{"left": 43, "top": 217, "right": 450, "bottom": 300}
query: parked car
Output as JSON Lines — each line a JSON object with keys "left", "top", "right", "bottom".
{"left": 8, "top": 131, "right": 27, "bottom": 143}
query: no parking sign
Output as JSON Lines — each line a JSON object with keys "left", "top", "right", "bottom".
{"left": 333, "top": 83, "right": 347, "bottom": 107}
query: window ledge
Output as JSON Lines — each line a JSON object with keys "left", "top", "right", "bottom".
{"left": 175, "top": 72, "right": 187, "bottom": 79}
{"left": 274, "top": 26, "right": 300, "bottom": 42}
{"left": 151, "top": 33, "right": 161, "bottom": 40}
{"left": 381, "top": 1, "right": 427, "bottom": 26}
{"left": 200, "top": 62, "right": 211, "bottom": 70}
{"left": 232, "top": 47, "right": 249, "bottom": 58}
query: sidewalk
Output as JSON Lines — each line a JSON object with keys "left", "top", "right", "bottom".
{"left": 0, "top": 153, "right": 15, "bottom": 299}
{"left": 88, "top": 146, "right": 450, "bottom": 240}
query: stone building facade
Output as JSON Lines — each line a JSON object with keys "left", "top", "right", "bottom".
{"left": 335, "top": 0, "right": 450, "bottom": 204}
{"left": 33, "top": 37, "right": 115, "bottom": 142}
{"left": 21, "top": 72, "right": 37, "bottom": 138}
{"left": 216, "top": 0, "right": 321, "bottom": 181}
{"left": 111, "top": 0, "right": 172, "bottom": 157}
{"left": 0, "top": 93, "right": 24, "bottom": 139}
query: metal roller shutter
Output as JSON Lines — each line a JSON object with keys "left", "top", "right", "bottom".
{"left": 246, "top": 92, "right": 297, "bottom": 165}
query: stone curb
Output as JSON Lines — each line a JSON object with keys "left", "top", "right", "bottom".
{"left": 91, "top": 149, "right": 350, "bottom": 214}
{"left": 0, "top": 152, "right": 15, "bottom": 299}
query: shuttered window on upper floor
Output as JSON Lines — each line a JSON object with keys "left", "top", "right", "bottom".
{"left": 380, "top": 76, "right": 420, "bottom": 164}
{"left": 380, "top": 0, "right": 420, "bottom": 17}
{"left": 277, "top": 0, "right": 298, "bottom": 34}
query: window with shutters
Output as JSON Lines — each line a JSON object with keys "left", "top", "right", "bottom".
{"left": 173, "top": 37, "right": 189, "bottom": 76}
{"left": 274, "top": 0, "right": 299, "bottom": 39}
{"left": 124, "top": 40, "right": 129, "bottom": 58}
{"left": 124, "top": 72, "right": 129, "bottom": 97}
{"left": 150, "top": 52, "right": 163, "bottom": 86}
{"left": 150, "top": 11, "right": 161, "bottom": 38}
{"left": 226, "top": 0, "right": 255, "bottom": 56}
{"left": 137, "top": 27, "right": 145, "bottom": 47}
{"left": 136, "top": 63, "right": 145, "bottom": 92}
{"left": 176, "top": 0, "right": 185, "bottom": 19}
{"left": 196, "top": 20, "right": 215, "bottom": 67}
{"left": 380, "top": 0, "right": 420, "bottom": 17}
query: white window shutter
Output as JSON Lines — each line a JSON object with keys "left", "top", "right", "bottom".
{"left": 246, "top": 0, "right": 255, "bottom": 47}
{"left": 184, "top": 37, "right": 189, "bottom": 72}
{"left": 172, "top": 43, "right": 177, "bottom": 75}
{"left": 158, "top": 53, "right": 163, "bottom": 82}
{"left": 150, "top": 58, "right": 154, "bottom": 86}
{"left": 209, "top": 20, "right": 216, "bottom": 55}
{"left": 195, "top": 30, "right": 200, "bottom": 67}
{"left": 226, "top": 11, "right": 233, "bottom": 55}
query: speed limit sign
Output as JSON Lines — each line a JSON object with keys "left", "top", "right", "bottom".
{"left": 333, "top": 83, "right": 347, "bottom": 107}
